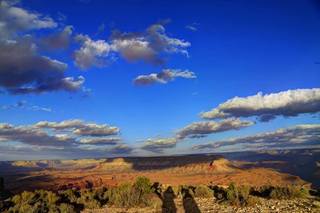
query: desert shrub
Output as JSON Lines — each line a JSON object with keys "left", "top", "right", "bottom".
{"left": 77, "top": 189, "right": 102, "bottom": 209}
{"left": 37, "top": 190, "right": 60, "bottom": 206}
{"left": 7, "top": 189, "right": 83, "bottom": 213}
{"left": 213, "top": 183, "right": 257, "bottom": 206}
{"left": 108, "top": 176, "right": 154, "bottom": 208}
{"left": 94, "top": 187, "right": 108, "bottom": 205}
{"left": 107, "top": 183, "right": 136, "bottom": 207}
{"left": 59, "top": 189, "right": 80, "bottom": 203}
{"left": 238, "top": 185, "right": 250, "bottom": 202}
{"left": 194, "top": 185, "right": 212, "bottom": 198}
{"left": 11, "top": 191, "right": 37, "bottom": 206}
{"left": 252, "top": 185, "right": 309, "bottom": 200}
{"left": 225, "top": 183, "right": 239, "bottom": 205}
{"left": 134, "top": 176, "right": 152, "bottom": 194}
{"left": 269, "top": 186, "right": 309, "bottom": 199}
{"left": 59, "top": 203, "right": 76, "bottom": 213}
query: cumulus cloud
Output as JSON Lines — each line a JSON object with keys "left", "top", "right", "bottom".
{"left": 0, "top": 3, "right": 85, "bottom": 96}
{"left": 0, "top": 0, "right": 57, "bottom": 38}
{"left": 201, "top": 88, "right": 320, "bottom": 122}
{"left": 176, "top": 118, "right": 254, "bottom": 139}
{"left": 72, "top": 23, "right": 191, "bottom": 69}
{"left": 40, "top": 25, "right": 73, "bottom": 50}
{"left": 110, "top": 23, "right": 190, "bottom": 64}
{"left": 0, "top": 39, "right": 85, "bottom": 94}
{"left": 74, "top": 34, "right": 112, "bottom": 70}
{"left": 141, "top": 137, "right": 177, "bottom": 153}
{"left": 134, "top": 69, "right": 196, "bottom": 85}
{"left": 193, "top": 124, "right": 320, "bottom": 151}
{"left": 110, "top": 32, "right": 157, "bottom": 64}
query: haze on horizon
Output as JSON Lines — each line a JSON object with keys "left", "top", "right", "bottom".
{"left": 0, "top": 0, "right": 319, "bottom": 161}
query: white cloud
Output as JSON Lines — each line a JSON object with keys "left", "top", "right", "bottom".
{"left": 73, "top": 23, "right": 191, "bottom": 69}
{"left": 201, "top": 88, "right": 320, "bottom": 122}
{"left": 74, "top": 34, "right": 112, "bottom": 70}
{"left": 110, "top": 23, "right": 190, "bottom": 64}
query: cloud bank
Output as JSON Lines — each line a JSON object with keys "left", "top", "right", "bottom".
{"left": 193, "top": 124, "right": 320, "bottom": 151}
{"left": 201, "top": 88, "right": 320, "bottom": 122}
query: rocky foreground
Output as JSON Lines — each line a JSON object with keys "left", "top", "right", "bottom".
{"left": 84, "top": 197, "right": 320, "bottom": 213}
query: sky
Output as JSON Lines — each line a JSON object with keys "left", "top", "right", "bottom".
{"left": 0, "top": 0, "right": 319, "bottom": 160}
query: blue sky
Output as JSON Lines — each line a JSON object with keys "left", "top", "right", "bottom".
{"left": 0, "top": 0, "right": 319, "bottom": 160}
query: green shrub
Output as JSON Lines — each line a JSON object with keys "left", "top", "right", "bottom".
{"left": 194, "top": 185, "right": 212, "bottom": 198}
{"left": 214, "top": 183, "right": 257, "bottom": 206}
{"left": 269, "top": 186, "right": 309, "bottom": 199}
{"left": 226, "top": 183, "right": 239, "bottom": 205}
{"left": 7, "top": 189, "right": 81, "bottom": 213}
{"left": 134, "top": 176, "right": 152, "bottom": 195}
{"left": 108, "top": 176, "right": 154, "bottom": 208}
{"left": 107, "top": 183, "right": 136, "bottom": 207}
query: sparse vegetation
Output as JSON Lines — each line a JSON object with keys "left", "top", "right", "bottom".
{"left": 268, "top": 186, "right": 309, "bottom": 199}
{"left": 0, "top": 175, "right": 316, "bottom": 212}
{"left": 211, "top": 184, "right": 259, "bottom": 206}
{"left": 194, "top": 185, "right": 213, "bottom": 198}
{"left": 107, "top": 176, "right": 155, "bottom": 208}
{"left": 250, "top": 185, "right": 310, "bottom": 200}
